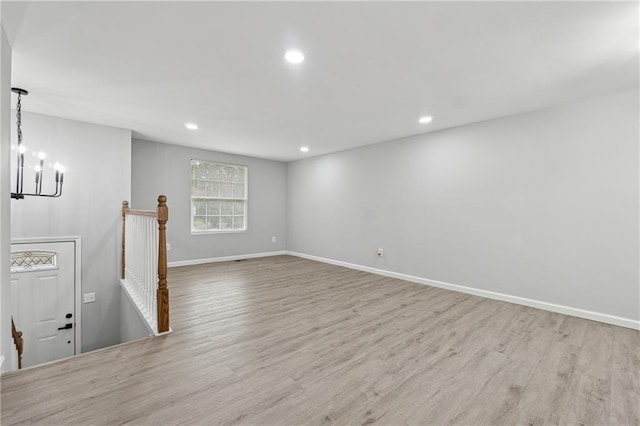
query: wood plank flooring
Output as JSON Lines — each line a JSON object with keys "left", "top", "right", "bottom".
{"left": 2, "top": 255, "right": 639, "bottom": 425}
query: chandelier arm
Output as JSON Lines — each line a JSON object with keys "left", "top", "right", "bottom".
{"left": 14, "top": 191, "right": 62, "bottom": 198}
{"left": 38, "top": 168, "right": 43, "bottom": 195}
{"left": 15, "top": 152, "right": 20, "bottom": 196}
{"left": 19, "top": 156, "right": 24, "bottom": 195}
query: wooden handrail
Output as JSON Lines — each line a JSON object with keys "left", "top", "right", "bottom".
{"left": 124, "top": 209, "right": 157, "bottom": 217}
{"left": 11, "top": 317, "right": 23, "bottom": 369}
{"left": 156, "top": 195, "right": 170, "bottom": 333}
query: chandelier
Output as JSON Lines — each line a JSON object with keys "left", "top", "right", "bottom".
{"left": 11, "top": 88, "right": 65, "bottom": 200}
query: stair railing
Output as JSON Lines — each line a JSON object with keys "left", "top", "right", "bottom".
{"left": 121, "top": 195, "right": 169, "bottom": 334}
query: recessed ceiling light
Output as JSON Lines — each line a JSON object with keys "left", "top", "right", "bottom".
{"left": 285, "top": 50, "right": 305, "bottom": 64}
{"left": 419, "top": 116, "right": 433, "bottom": 124}
{"left": 185, "top": 123, "right": 198, "bottom": 130}
{"left": 300, "top": 146, "right": 309, "bottom": 153}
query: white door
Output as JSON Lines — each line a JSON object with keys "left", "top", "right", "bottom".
{"left": 10, "top": 241, "right": 76, "bottom": 368}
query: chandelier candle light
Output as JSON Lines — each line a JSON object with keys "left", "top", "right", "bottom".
{"left": 11, "top": 88, "right": 64, "bottom": 200}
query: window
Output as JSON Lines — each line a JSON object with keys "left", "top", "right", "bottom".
{"left": 10, "top": 251, "right": 57, "bottom": 272}
{"left": 191, "top": 160, "right": 247, "bottom": 233}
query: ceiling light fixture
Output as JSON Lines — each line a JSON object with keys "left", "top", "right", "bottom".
{"left": 285, "top": 50, "right": 305, "bottom": 64}
{"left": 185, "top": 123, "right": 198, "bottom": 130}
{"left": 11, "top": 88, "right": 64, "bottom": 200}
{"left": 419, "top": 116, "right": 433, "bottom": 124}
{"left": 300, "top": 146, "right": 309, "bottom": 153}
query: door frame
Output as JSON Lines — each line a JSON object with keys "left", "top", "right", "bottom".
{"left": 10, "top": 236, "right": 82, "bottom": 354}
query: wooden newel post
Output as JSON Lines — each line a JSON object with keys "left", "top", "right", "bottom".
{"left": 121, "top": 201, "right": 129, "bottom": 280}
{"left": 157, "top": 195, "right": 170, "bottom": 333}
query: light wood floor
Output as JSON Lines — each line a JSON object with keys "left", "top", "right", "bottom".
{"left": 2, "top": 255, "right": 639, "bottom": 425}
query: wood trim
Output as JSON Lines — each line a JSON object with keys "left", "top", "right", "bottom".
{"left": 125, "top": 209, "right": 157, "bottom": 217}
{"left": 121, "top": 201, "right": 129, "bottom": 280}
{"left": 156, "top": 195, "right": 170, "bottom": 333}
{"left": 11, "top": 317, "right": 23, "bottom": 370}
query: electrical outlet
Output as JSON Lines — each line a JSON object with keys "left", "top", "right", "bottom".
{"left": 166, "top": 243, "right": 171, "bottom": 251}
{"left": 377, "top": 248, "right": 384, "bottom": 257}
{"left": 83, "top": 293, "right": 96, "bottom": 303}
{"left": 272, "top": 236, "right": 277, "bottom": 243}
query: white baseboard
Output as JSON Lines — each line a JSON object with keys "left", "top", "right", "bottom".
{"left": 168, "top": 251, "right": 287, "bottom": 268}
{"left": 286, "top": 251, "right": 640, "bottom": 330}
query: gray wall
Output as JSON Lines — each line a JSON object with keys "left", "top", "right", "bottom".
{"left": 11, "top": 112, "right": 131, "bottom": 352}
{"left": 0, "top": 22, "right": 12, "bottom": 370}
{"left": 287, "top": 89, "right": 639, "bottom": 322}
{"left": 131, "top": 139, "right": 286, "bottom": 262}
{"left": 120, "top": 287, "right": 152, "bottom": 343}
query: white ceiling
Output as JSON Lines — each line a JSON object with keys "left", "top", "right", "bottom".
{"left": 2, "top": 2, "right": 638, "bottom": 162}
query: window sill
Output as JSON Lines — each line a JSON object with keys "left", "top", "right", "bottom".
{"left": 191, "top": 230, "right": 248, "bottom": 235}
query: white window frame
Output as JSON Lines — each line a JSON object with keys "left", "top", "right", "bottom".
{"left": 190, "top": 159, "right": 248, "bottom": 234}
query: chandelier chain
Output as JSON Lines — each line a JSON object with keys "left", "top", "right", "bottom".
{"left": 16, "top": 93, "right": 22, "bottom": 145}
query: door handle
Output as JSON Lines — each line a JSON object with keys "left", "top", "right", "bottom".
{"left": 57, "top": 323, "right": 73, "bottom": 330}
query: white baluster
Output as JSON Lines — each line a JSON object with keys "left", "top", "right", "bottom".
{"left": 145, "top": 217, "right": 148, "bottom": 317}
{"left": 122, "top": 209, "right": 162, "bottom": 333}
